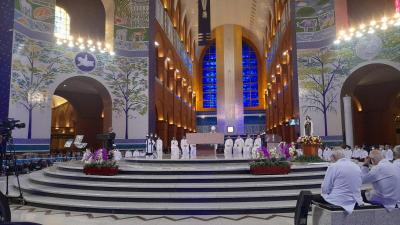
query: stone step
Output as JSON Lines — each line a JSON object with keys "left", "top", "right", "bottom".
{"left": 44, "top": 168, "right": 325, "bottom": 183}
{"left": 18, "top": 177, "right": 321, "bottom": 203}
{"left": 22, "top": 192, "right": 298, "bottom": 215}
{"left": 28, "top": 171, "right": 322, "bottom": 192}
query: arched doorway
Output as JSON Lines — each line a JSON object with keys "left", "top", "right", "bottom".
{"left": 50, "top": 76, "right": 112, "bottom": 153}
{"left": 341, "top": 63, "right": 400, "bottom": 146}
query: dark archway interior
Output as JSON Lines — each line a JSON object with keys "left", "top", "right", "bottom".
{"left": 341, "top": 64, "right": 400, "bottom": 146}
{"left": 51, "top": 76, "right": 112, "bottom": 153}
{"left": 56, "top": 0, "right": 106, "bottom": 41}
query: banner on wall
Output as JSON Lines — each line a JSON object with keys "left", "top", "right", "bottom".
{"left": 198, "top": 0, "right": 211, "bottom": 45}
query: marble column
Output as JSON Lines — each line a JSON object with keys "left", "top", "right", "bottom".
{"left": 216, "top": 25, "right": 244, "bottom": 135}
{"left": 343, "top": 96, "right": 354, "bottom": 147}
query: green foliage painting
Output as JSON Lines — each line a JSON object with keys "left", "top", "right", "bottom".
{"left": 11, "top": 32, "right": 73, "bottom": 138}
{"left": 102, "top": 57, "right": 148, "bottom": 139}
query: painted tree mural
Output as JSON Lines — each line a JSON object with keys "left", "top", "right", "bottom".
{"left": 298, "top": 47, "right": 351, "bottom": 136}
{"left": 103, "top": 57, "right": 148, "bottom": 139}
{"left": 11, "top": 35, "right": 73, "bottom": 138}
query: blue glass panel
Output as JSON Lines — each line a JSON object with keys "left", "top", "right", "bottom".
{"left": 243, "top": 92, "right": 250, "bottom": 99}
{"left": 251, "top": 92, "right": 258, "bottom": 99}
{"left": 251, "top": 99, "right": 259, "bottom": 106}
{"left": 251, "top": 83, "right": 258, "bottom": 90}
{"left": 242, "top": 41, "right": 258, "bottom": 108}
{"left": 250, "top": 75, "right": 258, "bottom": 82}
{"left": 243, "top": 100, "right": 251, "bottom": 107}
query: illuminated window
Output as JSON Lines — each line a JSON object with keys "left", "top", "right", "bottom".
{"left": 242, "top": 41, "right": 259, "bottom": 107}
{"left": 202, "top": 43, "right": 217, "bottom": 108}
{"left": 54, "top": 6, "right": 70, "bottom": 39}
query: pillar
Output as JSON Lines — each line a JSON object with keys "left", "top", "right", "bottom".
{"left": 343, "top": 96, "right": 354, "bottom": 147}
{"left": 215, "top": 25, "right": 244, "bottom": 135}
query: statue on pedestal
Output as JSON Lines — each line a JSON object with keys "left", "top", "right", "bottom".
{"left": 304, "top": 116, "right": 313, "bottom": 136}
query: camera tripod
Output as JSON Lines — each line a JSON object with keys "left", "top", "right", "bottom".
{"left": 2, "top": 136, "right": 24, "bottom": 202}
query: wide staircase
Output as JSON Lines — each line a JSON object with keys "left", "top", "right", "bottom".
{"left": 15, "top": 159, "right": 327, "bottom": 215}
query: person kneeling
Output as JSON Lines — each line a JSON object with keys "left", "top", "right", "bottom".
{"left": 361, "top": 150, "right": 400, "bottom": 211}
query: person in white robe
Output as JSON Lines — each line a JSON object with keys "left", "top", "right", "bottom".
{"left": 351, "top": 146, "right": 360, "bottom": 160}
{"left": 393, "top": 145, "right": 400, "bottom": 168}
{"left": 156, "top": 137, "right": 163, "bottom": 159}
{"left": 252, "top": 135, "right": 262, "bottom": 158}
{"left": 320, "top": 148, "right": 364, "bottom": 214}
{"left": 318, "top": 147, "right": 323, "bottom": 159}
{"left": 124, "top": 150, "right": 133, "bottom": 158}
{"left": 361, "top": 150, "right": 400, "bottom": 211}
{"left": 82, "top": 149, "right": 92, "bottom": 162}
{"left": 385, "top": 145, "right": 393, "bottom": 161}
{"left": 233, "top": 136, "right": 245, "bottom": 159}
{"left": 112, "top": 148, "right": 122, "bottom": 161}
{"left": 359, "top": 146, "right": 369, "bottom": 159}
{"left": 171, "top": 137, "right": 180, "bottom": 159}
{"left": 190, "top": 144, "right": 197, "bottom": 159}
{"left": 224, "top": 136, "right": 234, "bottom": 159}
{"left": 323, "top": 147, "right": 332, "bottom": 161}
{"left": 344, "top": 147, "right": 352, "bottom": 159}
{"left": 380, "top": 145, "right": 386, "bottom": 158}
{"left": 243, "top": 135, "right": 253, "bottom": 159}
{"left": 181, "top": 136, "right": 190, "bottom": 159}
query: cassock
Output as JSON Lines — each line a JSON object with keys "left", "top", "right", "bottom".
{"left": 224, "top": 138, "right": 233, "bottom": 159}
{"left": 180, "top": 138, "right": 190, "bottom": 159}
{"left": 361, "top": 159, "right": 400, "bottom": 210}
{"left": 233, "top": 137, "right": 244, "bottom": 158}
{"left": 112, "top": 149, "right": 122, "bottom": 161}
{"left": 146, "top": 137, "right": 154, "bottom": 156}
{"left": 124, "top": 150, "right": 133, "bottom": 158}
{"left": 243, "top": 137, "right": 253, "bottom": 159}
{"left": 171, "top": 139, "right": 180, "bottom": 159}
{"left": 156, "top": 138, "right": 163, "bottom": 159}
{"left": 190, "top": 144, "right": 197, "bottom": 159}
{"left": 321, "top": 158, "right": 363, "bottom": 214}
{"left": 252, "top": 137, "right": 262, "bottom": 158}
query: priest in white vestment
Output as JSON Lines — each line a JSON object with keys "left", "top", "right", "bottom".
{"left": 171, "top": 137, "right": 180, "bottom": 159}
{"left": 156, "top": 137, "right": 163, "bottom": 159}
{"left": 181, "top": 136, "right": 190, "bottom": 159}
{"left": 112, "top": 148, "right": 122, "bottom": 161}
{"left": 252, "top": 135, "right": 262, "bottom": 158}
{"left": 243, "top": 135, "right": 253, "bottom": 159}
{"left": 233, "top": 136, "right": 245, "bottom": 159}
{"left": 323, "top": 147, "right": 332, "bottom": 161}
{"left": 124, "top": 150, "right": 133, "bottom": 158}
{"left": 224, "top": 136, "right": 233, "bottom": 159}
{"left": 190, "top": 144, "right": 197, "bottom": 159}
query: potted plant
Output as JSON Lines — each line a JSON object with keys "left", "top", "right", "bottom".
{"left": 249, "top": 147, "right": 291, "bottom": 175}
{"left": 297, "top": 136, "right": 322, "bottom": 156}
{"left": 82, "top": 149, "right": 119, "bottom": 176}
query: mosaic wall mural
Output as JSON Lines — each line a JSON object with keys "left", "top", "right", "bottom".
{"left": 297, "top": 3, "right": 400, "bottom": 138}
{"left": 10, "top": 31, "right": 149, "bottom": 141}
{"left": 295, "top": 0, "right": 335, "bottom": 45}
{"left": 114, "top": 0, "right": 149, "bottom": 51}
{"left": 14, "top": 0, "right": 55, "bottom": 34}
{"left": 8, "top": 0, "right": 151, "bottom": 151}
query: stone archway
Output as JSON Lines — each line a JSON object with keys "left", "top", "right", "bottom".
{"left": 50, "top": 76, "right": 112, "bottom": 153}
{"left": 341, "top": 63, "right": 400, "bottom": 146}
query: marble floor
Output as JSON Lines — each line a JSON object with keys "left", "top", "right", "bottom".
{"left": 10, "top": 205, "right": 297, "bottom": 225}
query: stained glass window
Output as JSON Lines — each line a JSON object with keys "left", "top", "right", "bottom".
{"left": 55, "top": 6, "right": 70, "bottom": 39}
{"left": 242, "top": 41, "right": 259, "bottom": 107}
{"left": 202, "top": 43, "right": 217, "bottom": 108}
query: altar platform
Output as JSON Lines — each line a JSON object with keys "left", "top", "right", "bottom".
{"left": 14, "top": 159, "right": 329, "bottom": 215}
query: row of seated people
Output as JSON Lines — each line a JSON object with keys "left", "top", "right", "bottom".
{"left": 318, "top": 144, "right": 395, "bottom": 162}
{"left": 2, "top": 153, "right": 80, "bottom": 174}
{"left": 309, "top": 145, "right": 400, "bottom": 215}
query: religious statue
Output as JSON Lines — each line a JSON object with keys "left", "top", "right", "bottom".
{"left": 304, "top": 116, "right": 313, "bottom": 136}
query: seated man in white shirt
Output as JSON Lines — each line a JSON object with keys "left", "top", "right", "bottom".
{"left": 393, "top": 145, "right": 400, "bottom": 169}
{"left": 361, "top": 150, "right": 400, "bottom": 211}
{"left": 316, "top": 148, "right": 364, "bottom": 214}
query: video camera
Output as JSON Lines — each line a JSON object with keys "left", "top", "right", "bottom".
{"left": 0, "top": 118, "right": 25, "bottom": 143}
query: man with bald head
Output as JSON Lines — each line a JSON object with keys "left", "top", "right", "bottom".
{"left": 361, "top": 149, "right": 400, "bottom": 210}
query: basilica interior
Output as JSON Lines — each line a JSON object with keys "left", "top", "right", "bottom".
{"left": 1, "top": 0, "right": 400, "bottom": 224}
